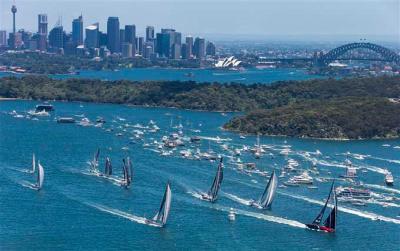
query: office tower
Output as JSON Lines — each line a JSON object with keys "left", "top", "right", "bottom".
{"left": 85, "top": 23, "right": 99, "bottom": 48}
{"left": 174, "top": 32, "right": 181, "bottom": 45}
{"left": 206, "top": 42, "right": 216, "bottom": 56}
{"left": 137, "top": 37, "right": 144, "bottom": 55}
{"left": 72, "top": 15, "right": 83, "bottom": 46}
{"left": 19, "top": 29, "right": 32, "bottom": 48}
{"left": 185, "top": 36, "right": 193, "bottom": 59}
{"left": 156, "top": 29, "right": 175, "bottom": 58}
{"left": 146, "top": 26, "right": 154, "bottom": 41}
{"left": 0, "top": 31, "right": 7, "bottom": 46}
{"left": 48, "top": 25, "right": 64, "bottom": 49}
{"left": 181, "top": 43, "right": 188, "bottom": 59}
{"left": 125, "top": 25, "right": 136, "bottom": 54}
{"left": 38, "top": 14, "right": 48, "bottom": 34}
{"left": 193, "top": 37, "right": 205, "bottom": 59}
{"left": 119, "top": 29, "right": 125, "bottom": 51}
{"left": 171, "top": 43, "right": 181, "bottom": 59}
{"left": 107, "top": 17, "right": 120, "bottom": 53}
{"left": 98, "top": 31, "right": 107, "bottom": 47}
{"left": 121, "top": 42, "right": 133, "bottom": 58}
{"left": 37, "top": 14, "right": 48, "bottom": 51}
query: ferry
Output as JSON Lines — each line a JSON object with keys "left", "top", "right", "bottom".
{"left": 336, "top": 186, "right": 371, "bottom": 199}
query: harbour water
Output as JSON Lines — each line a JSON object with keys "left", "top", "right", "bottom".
{"left": 0, "top": 100, "right": 399, "bottom": 250}
{"left": 1, "top": 67, "right": 323, "bottom": 84}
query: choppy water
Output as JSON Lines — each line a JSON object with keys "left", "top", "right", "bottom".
{"left": 0, "top": 100, "right": 399, "bottom": 250}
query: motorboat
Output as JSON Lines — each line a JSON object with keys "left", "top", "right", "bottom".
{"left": 288, "top": 171, "right": 313, "bottom": 184}
{"left": 385, "top": 172, "right": 394, "bottom": 186}
{"left": 335, "top": 186, "right": 371, "bottom": 199}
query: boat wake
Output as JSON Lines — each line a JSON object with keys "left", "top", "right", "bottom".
{"left": 222, "top": 192, "right": 252, "bottom": 206}
{"left": 18, "top": 180, "right": 39, "bottom": 190}
{"left": 367, "top": 156, "right": 400, "bottom": 165}
{"left": 83, "top": 201, "right": 161, "bottom": 227}
{"left": 184, "top": 189, "right": 305, "bottom": 229}
{"left": 279, "top": 192, "right": 400, "bottom": 225}
{"left": 363, "top": 183, "right": 400, "bottom": 195}
{"left": 81, "top": 170, "right": 125, "bottom": 186}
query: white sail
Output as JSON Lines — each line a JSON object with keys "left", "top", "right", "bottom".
{"left": 259, "top": 171, "right": 278, "bottom": 208}
{"left": 37, "top": 162, "right": 44, "bottom": 189}
{"left": 32, "top": 153, "right": 36, "bottom": 173}
{"left": 152, "top": 182, "right": 172, "bottom": 226}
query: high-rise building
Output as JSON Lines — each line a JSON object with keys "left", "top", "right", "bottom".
{"left": 48, "top": 25, "right": 64, "bottom": 49}
{"left": 107, "top": 17, "right": 120, "bottom": 53}
{"left": 119, "top": 29, "right": 125, "bottom": 51}
{"left": 171, "top": 43, "right": 181, "bottom": 60}
{"left": 185, "top": 36, "right": 193, "bottom": 59}
{"left": 193, "top": 37, "right": 206, "bottom": 59}
{"left": 146, "top": 26, "right": 154, "bottom": 42}
{"left": 37, "top": 14, "right": 48, "bottom": 51}
{"left": 181, "top": 43, "right": 188, "bottom": 59}
{"left": 121, "top": 42, "right": 133, "bottom": 58}
{"left": 0, "top": 31, "right": 7, "bottom": 46}
{"left": 85, "top": 23, "right": 99, "bottom": 48}
{"left": 38, "top": 14, "right": 48, "bottom": 34}
{"left": 156, "top": 29, "right": 176, "bottom": 58}
{"left": 206, "top": 41, "right": 216, "bottom": 56}
{"left": 72, "top": 15, "right": 83, "bottom": 46}
{"left": 125, "top": 25, "right": 136, "bottom": 54}
{"left": 137, "top": 37, "right": 144, "bottom": 55}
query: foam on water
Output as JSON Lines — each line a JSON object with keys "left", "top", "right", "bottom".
{"left": 279, "top": 192, "right": 400, "bottom": 225}
{"left": 363, "top": 183, "right": 400, "bottom": 195}
{"left": 222, "top": 192, "right": 252, "bottom": 206}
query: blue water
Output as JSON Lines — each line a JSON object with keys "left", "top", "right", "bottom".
{"left": 1, "top": 67, "right": 323, "bottom": 84}
{"left": 0, "top": 100, "right": 399, "bottom": 250}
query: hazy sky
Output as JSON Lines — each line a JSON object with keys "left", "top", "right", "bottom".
{"left": 0, "top": 0, "right": 399, "bottom": 42}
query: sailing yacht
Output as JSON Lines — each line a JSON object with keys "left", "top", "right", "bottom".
{"left": 145, "top": 182, "right": 172, "bottom": 227}
{"left": 104, "top": 157, "right": 112, "bottom": 176}
{"left": 122, "top": 157, "right": 133, "bottom": 188}
{"left": 90, "top": 149, "right": 100, "bottom": 172}
{"left": 250, "top": 170, "right": 278, "bottom": 209}
{"left": 306, "top": 181, "right": 337, "bottom": 233}
{"left": 201, "top": 158, "right": 224, "bottom": 202}
{"left": 35, "top": 161, "right": 45, "bottom": 190}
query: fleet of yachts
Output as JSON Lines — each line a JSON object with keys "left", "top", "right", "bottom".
{"left": 8, "top": 103, "right": 399, "bottom": 232}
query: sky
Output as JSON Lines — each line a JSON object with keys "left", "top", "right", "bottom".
{"left": 0, "top": 0, "right": 399, "bottom": 42}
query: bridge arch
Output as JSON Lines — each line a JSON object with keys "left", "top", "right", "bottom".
{"left": 319, "top": 42, "right": 400, "bottom": 65}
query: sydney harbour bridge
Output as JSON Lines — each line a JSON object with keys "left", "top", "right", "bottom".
{"left": 266, "top": 42, "right": 400, "bottom": 67}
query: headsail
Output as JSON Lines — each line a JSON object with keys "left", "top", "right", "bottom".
{"left": 91, "top": 149, "right": 100, "bottom": 170}
{"left": 32, "top": 153, "right": 36, "bottom": 173}
{"left": 152, "top": 182, "right": 172, "bottom": 226}
{"left": 258, "top": 170, "right": 278, "bottom": 208}
{"left": 122, "top": 158, "right": 133, "bottom": 186}
{"left": 207, "top": 157, "right": 224, "bottom": 202}
{"left": 37, "top": 161, "right": 44, "bottom": 190}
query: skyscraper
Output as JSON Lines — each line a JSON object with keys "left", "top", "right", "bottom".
{"left": 137, "top": 37, "right": 144, "bottom": 55}
{"left": 206, "top": 42, "right": 216, "bottom": 56}
{"left": 38, "top": 14, "right": 48, "bottom": 35}
{"left": 0, "top": 31, "right": 7, "bottom": 46}
{"left": 193, "top": 37, "right": 206, "bottom": 59}
{"left": 85, "top": 23, "right": 99, "bottom": 48}
{"left": 125, "top": 25, "right": 136, "bottom": 55}
{"left": 48, "top": 25, "right": 64, "bottom": 50}
{"left": 185, "top": 36, "right": 193, "bottom": 59}
{"left": 72, "top": 15, "right": 83, "bottom": 46}
{"left": 121, "top": 42, "right": 133, "bottom": 58}
{"left": 146, "top": 26, "right": 154, "bottom": 42}
{"left": 107, "top": 17, "right": 120, "bottom": 53}
{"left": 37, "top": 14, "right": 48, "bottom": 51}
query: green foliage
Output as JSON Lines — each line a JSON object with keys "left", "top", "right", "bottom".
{"left": 1, "top": 75, "right": 399, "bottom": 139}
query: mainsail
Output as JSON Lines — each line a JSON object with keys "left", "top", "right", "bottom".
{"left": 37, "top": 161, "right": 44, "bottom": 190}
{"left": 258, "top": 170, "right": 278, "bottom": 208}
{"left": 122, "top": 157, "right": 133, "bottom": 186}
{"left": 32, "top": 153, "right": 36, "bottom": 173}
{"left": 312, "top": 181, "right": 334, "bottom": 225}
{"left": 207, "top": 158, "right": 224, "bottom": 202}
{"left": 152, "top": 182, "right": 172, "bottom": 226}
{"left": 323, "top": 191, "right": 337, "bottom": 229}
{"left": 105, "top": 157, "right": 112, "bottom": 175}
{"left": 91, "top": 149, "right": 100, "bottom": 170}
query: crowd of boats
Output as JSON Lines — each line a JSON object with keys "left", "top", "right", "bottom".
{"left": 7, "top": 103, "right": 400, "bottom": 231}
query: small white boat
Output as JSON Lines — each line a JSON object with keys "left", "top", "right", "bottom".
{"left": 385, "top": 171, "right": 394, "bottom": 186}
{"left": 228, "top": 208, "right": 236, "bottom": 221}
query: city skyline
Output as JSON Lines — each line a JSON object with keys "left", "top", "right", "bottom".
{"left": 0, "top": 0, "right": 398, "bottom": 42}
